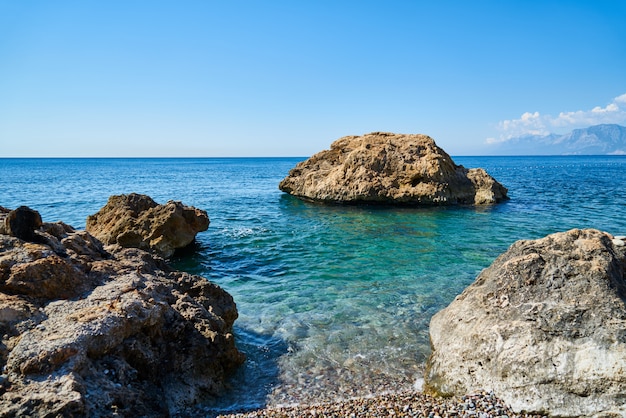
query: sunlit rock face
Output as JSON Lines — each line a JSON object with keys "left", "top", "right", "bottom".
{"left": 425, "top": 228, "right": 626, "bottom": 418}
{"left": 279, "top": 132, "right": 508, "bottom": 205}
{"left": 86, "top": 193, "right": 209, "bottom": 258}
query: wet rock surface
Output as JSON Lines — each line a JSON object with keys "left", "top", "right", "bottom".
{"left": 86, "top": 193, "right": 210, "bottom": 258}
{"left": 425, "top": 229, "right": 626, "bottom": 417}
{"left": 279, "top": 132, "right": 508, "bottom": 205}
{"left": 0, "top": 206, "right": 244, "bottom": 417}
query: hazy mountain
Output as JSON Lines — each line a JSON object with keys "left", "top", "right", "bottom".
{"left": 488, "top": 124, "right": 626, "bottom": 155}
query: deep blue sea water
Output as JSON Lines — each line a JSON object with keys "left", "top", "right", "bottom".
{"left": 1, "top": 156, "right": 626, "bottom": 413}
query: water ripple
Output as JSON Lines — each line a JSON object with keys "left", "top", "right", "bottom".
{"left": 3, "top": 156, "right": 626, "bottom": 412}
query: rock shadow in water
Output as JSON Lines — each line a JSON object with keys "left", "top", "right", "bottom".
{"left": 195, "top": 327, "right": 289, "bottom": 417}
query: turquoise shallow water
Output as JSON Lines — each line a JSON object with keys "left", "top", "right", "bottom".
{"left": 1, "top": 156, "right": 626, "bottom": 412}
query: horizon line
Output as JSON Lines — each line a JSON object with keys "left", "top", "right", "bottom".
{"left": 2, "top": 154, "right": 625, "bottom": 159}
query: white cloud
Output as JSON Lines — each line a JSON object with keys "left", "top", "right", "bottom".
{"left": 493, "top": 93, "right": 626, "bottom": 141}
{"left": 614, "top": 93, "right": 626, "bottom": 104}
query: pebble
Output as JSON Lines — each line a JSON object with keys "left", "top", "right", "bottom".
{"left": 216, "top": 391, "right": 547, "bottom": 418}
{"left": 612, "top": 239, "right": 625, "bottom": 247}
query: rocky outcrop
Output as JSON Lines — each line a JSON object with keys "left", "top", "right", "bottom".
{"left": 0, "top": 207, "right": 244, "bottom": 417}
{"left": 86, "top": 193, "right": 209, "bottom": 259}
{"left": 424, "top": 229, "right": 626, "bottom": 417}
{"left": 279, "top": 132, "right": 508, "bottom": 205}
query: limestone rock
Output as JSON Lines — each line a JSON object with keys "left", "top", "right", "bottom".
{"left": 2, "top": 254, "right": 89, "bottom": 300}
{"left": 279, "top": 132, "right": 508, "bottom": 205}
{"left": 424, "top": 229, "right": 626, "bottom": 417}
{"left": 0, "top": 208, "right": 244, "bottom": 417}
{"left": 86, "top": 193, "right": 209, "bottom": 258}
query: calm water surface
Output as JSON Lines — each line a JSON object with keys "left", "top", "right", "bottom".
{"left": 1, "top": 156, "right": 626, "bottom": 413}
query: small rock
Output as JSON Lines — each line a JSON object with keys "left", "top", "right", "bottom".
{"left": 4, "top": 206, "right": 43, "bottom": 242}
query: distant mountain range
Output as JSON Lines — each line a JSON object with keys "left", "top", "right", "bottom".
{"left": 487, "top": 124, "right": 626, "bottom": 155}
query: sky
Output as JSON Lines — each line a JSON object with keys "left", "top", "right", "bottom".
{"left": 1, "top": 1, "right": 625, "bottom": 157}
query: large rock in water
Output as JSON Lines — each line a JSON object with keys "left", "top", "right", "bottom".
{"left": 86, "top": 193, "right": 209, "bottom": 258}
{"left": 0, "top": 207, "right": 244, "bottom": 417}
{"left": 279, "top": 132, "right": 509, "bottom": 205}
{"left": 424, "top": 229, "right": 626, "bottom": 417}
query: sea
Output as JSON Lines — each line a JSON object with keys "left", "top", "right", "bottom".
{"left": 1, "top": 156, "right": 626, "bottom": 414}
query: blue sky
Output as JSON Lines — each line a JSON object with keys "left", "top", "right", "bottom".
{"left": 1, "top": 1, "right": 625, "bottom": 157}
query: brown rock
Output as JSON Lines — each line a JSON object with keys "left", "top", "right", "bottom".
{"left": 279, "top": 132, "right": 508, "bottom": 205}
{"left": 2, "top": 255, "right": 87, "bottom": 300}
{"left": 3, "top": 206, "right": 43, "bottom": 242}
{"left": 0, "top": 221, "right": 106, "bottom": 301}
{"left": 424, "top": 229, "right": 626, "bottom": 417}
{"left": 0, "top": 208, "right": 244, "bottom": 417}
{"left": 86, "top": 193, "right": 210, "bottom": 258}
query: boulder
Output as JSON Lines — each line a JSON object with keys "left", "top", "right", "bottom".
{"left": 424, "top": 229, "right": 626, "bottom": 417}
{"left": 86, "top": 193, "right": 209, "bottom": 258}
{"left": 3, "top": 206, "right": 43, "bottom": 242}
{"left": 0, "top": 208, "right": 244, "bottom": 417}
{"left": 279, "top": 132, "right": 508, "bottom": 205}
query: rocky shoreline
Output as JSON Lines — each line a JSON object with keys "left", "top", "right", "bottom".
{"left": 2, "top": 189, "right": 626, "bottom": 416}
{"left": 0, "top": 197, "right": 244, "bottom": 417}
{"left": 217, "top": 229, "right": 626, "bottom": 418}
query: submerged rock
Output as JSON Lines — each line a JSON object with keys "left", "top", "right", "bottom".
{"left": 424, "top": 228, "right": 626, "bottom": 417}
{"left": 86, "top": 193, "right": 209, "bottom": 258}
{"left": 0, "top": 206, "right": 244, "bottom": 417}
{"left": 279, "top": 132, "right": 508, "bottom": 205}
